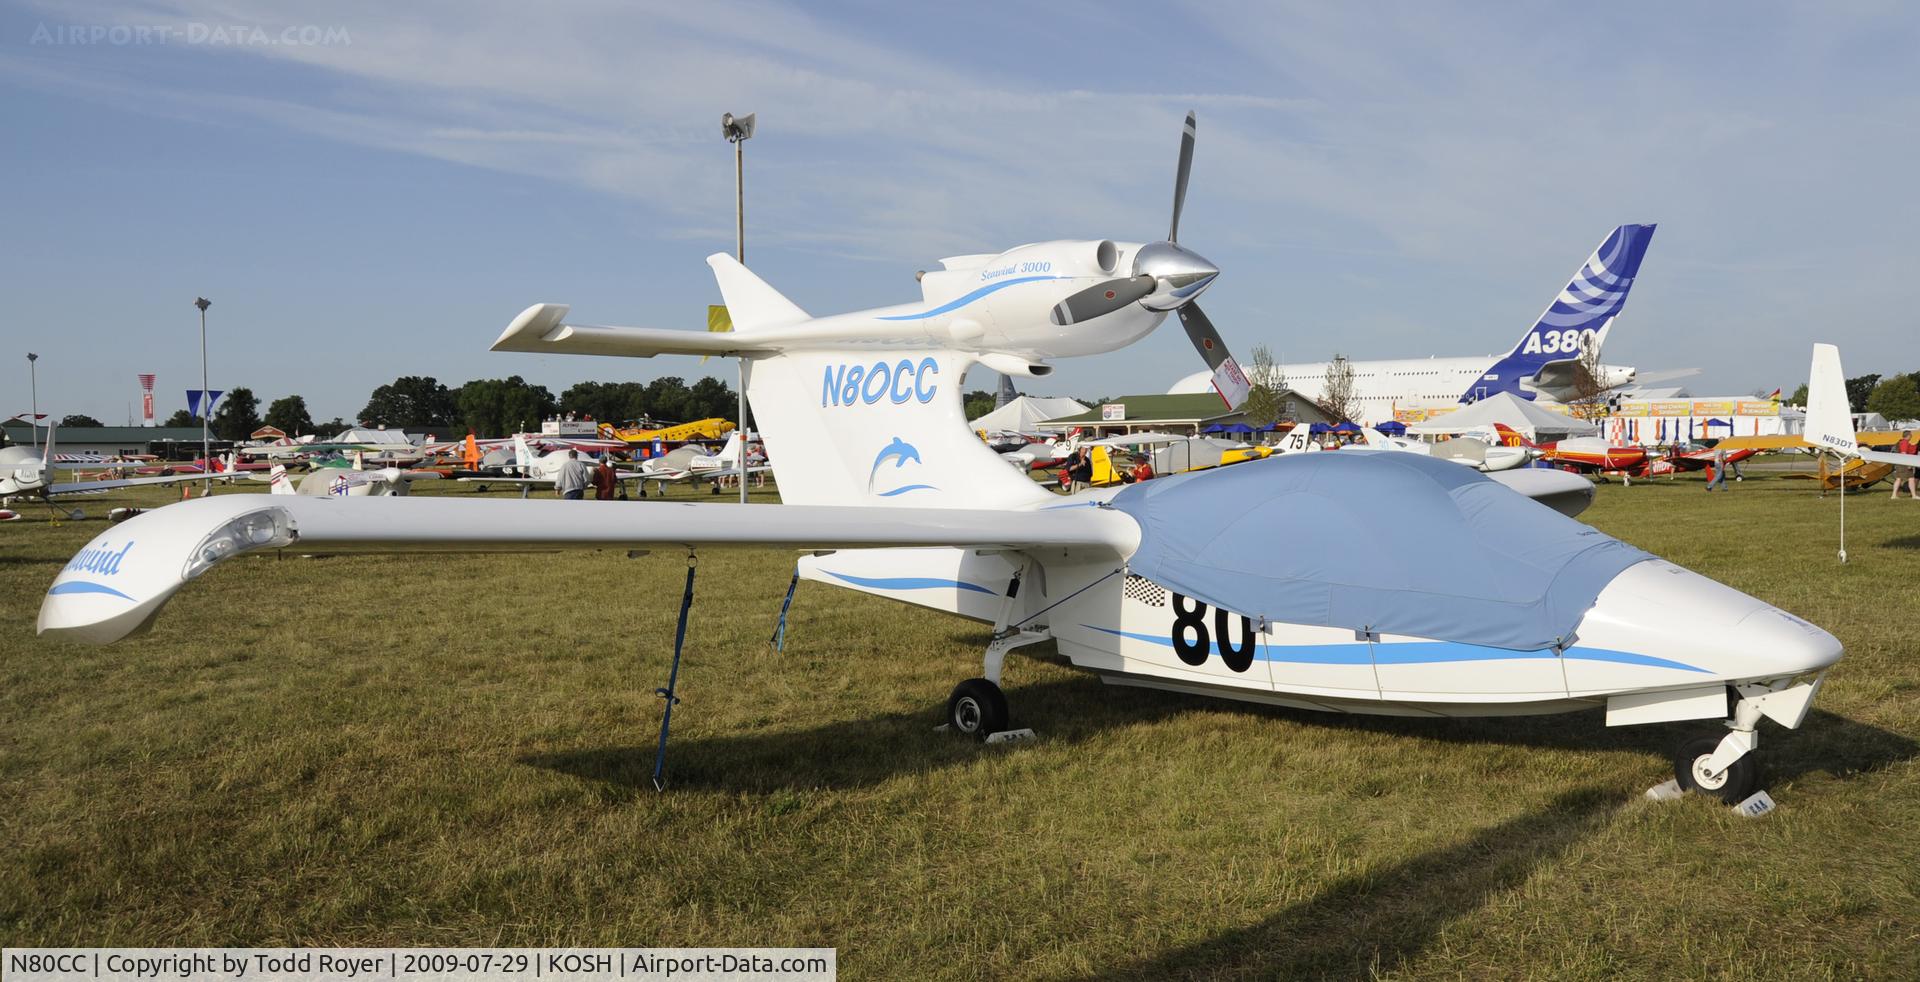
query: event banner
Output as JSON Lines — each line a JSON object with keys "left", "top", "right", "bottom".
{"left": 1614, "top": 402, "right": 1651, "bottom": 417}
{"left": 1652, "top": 401, "right": 1693, "bottom": 417}
{"left": 1691, "top": 400, "right": 1736, "bottom": 416}
{"left": 1736, "top": 400, "right": 1781, "bottom": 416}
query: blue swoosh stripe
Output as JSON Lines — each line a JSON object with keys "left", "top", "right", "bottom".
{"left": 1561, "top": 648, "right": 1710, "bottom": 673}
{"left": 875, "top": 484, "right": 937, "bottom": 497}
{"left": 823, "top": 570, "right": 996, "bottom": 595}
{"left": 876, "top": 275, "right": 1060, "bottom": 321}
{"left": 1079, "top": 625, "right": 1705, "bottom": 672}
{"left": 48, "top": 580, "right": 136, "bottom": 601}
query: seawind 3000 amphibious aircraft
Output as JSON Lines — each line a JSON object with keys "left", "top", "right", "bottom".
{"left": 39, "top": 115, "right": 1838, "bottom": 804}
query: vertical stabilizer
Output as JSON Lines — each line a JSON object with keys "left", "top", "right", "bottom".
{"left": 703, "top": 261, "right": 1052, "bottom": 510}
{"left": 1805, "top": 343, "right": 1856, "bottom": 453}
{"left": 1464, "top": 224, "right": 1657, "bottom": 403}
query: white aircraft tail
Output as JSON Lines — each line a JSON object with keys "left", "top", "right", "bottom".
{"left": 714, "top": 431, "right": 743, "bottom": 464}
{"left": 705, "top": 256, "right": 1051, "bottom": 509}
{"left": 1805, "top": 343, "right": 1856, "bottom": 454}
{"left": 709, "top": 254, "right": 810, "bottom": 332}
{"left": 268, "top": 464, "right": 295, "bottom": 495}
{"left": 513, "top": 435, "right": 535, "bottom": 474}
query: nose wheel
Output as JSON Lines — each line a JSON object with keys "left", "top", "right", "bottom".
{"left": 1673, "top": 734, "right": 1759, "bottom": 804}
{"left": 946, "top": 679, "right": 1008, "bottom": 741}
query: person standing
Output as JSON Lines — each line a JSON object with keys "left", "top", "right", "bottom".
{"left": 557, "top": 449, "right": 592, "bottom": 500}
{"left": 593, "top": 455, "right": 618, "bottom": 500}
{"left": 1706, "top": 443, "right": 1728, "bottom": 492}
{"left": 1893, "top": 430, "right": 1919, "bottom": 500}
{"left": 1068, "top": 449, "right": 1094, "bottom": 493}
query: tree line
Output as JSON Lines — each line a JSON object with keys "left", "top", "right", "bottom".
{"left": 1785, "top": 371, "right": 1920, "bottom": 421}
{"left": 154, "top": 374, "right": 745, "bottom": 440}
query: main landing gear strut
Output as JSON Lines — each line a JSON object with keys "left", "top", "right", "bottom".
{"left": 945, "top": 561, "right": 1045, "bottom": 742}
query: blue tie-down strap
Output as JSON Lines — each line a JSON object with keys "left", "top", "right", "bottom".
{"left": 651, "top": 556, "right": 697, "bottom": 792}
{"left": 769, "top": 564, "right": 800, "bottom": 652}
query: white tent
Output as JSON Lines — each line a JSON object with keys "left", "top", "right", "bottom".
{"left": 971, "top": 395, "right": 1089, "bottom": 433}
{"left": 1406, "top": 392, "right": 1597, "bottom": 441}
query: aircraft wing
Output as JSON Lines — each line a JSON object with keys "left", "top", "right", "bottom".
{"left": 47, "top": 472, "right": 244, "bottom": 496}
{"left": 1859, "top": 448, "right": 1920, "bottom": 468}
{"left": 1713, "top": 434, "right": 1809, "bottom": 451}
{"left": 38, "top": 495, "right": 1140, "bottom": 645}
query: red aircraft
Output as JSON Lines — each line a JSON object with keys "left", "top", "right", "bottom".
{"left": 1490, "top": 423, "right": 1649, "bottom": 475}
{"left": 1638, "top": 443, "right": 1760, "bottom": 479}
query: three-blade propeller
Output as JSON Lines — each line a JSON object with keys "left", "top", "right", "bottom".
{"left": 1045, "top": 112, "right": 1249, "bottom": 409}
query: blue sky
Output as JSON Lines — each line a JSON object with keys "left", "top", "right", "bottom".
{"left": 4, "top": 0, "right": 1916, "bottom": 426}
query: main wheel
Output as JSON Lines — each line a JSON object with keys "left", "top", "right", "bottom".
{"left": 946, "top": 678, "right": 1009, "bottom": 740}
{"left": 1673, "top": 735, "right": 1759, "bottom": 804}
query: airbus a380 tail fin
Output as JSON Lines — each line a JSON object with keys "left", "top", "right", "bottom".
{"left": 1465, "top": 224, "right": 1657, "bottom": 403}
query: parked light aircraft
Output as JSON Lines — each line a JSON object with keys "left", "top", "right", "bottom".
{"left": 635, "top": 431, "right": 772, "bottom": 494}
{"left": 1488, "top": 423, "right": 1648, "bottom": 478}
{"left": 1355, "top": 427, "right": 1530, "bottom": 472}
{"left": 2, "top": 430, "right": 243, "bottom": 507}
{"left": 1804, "top": 342, "right": 1920, "bottom": 559}
{"left": 1169, "top": 224, "right": 1657, "bottom": 418}
{"left": 270, "top": 461, "right": 443, "bottom": 497}
{"left": 40, "top": 116, "right": 1837, "bottom": 804}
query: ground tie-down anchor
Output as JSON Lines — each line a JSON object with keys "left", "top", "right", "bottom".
{"left": 651, "top": 550, "right": 698, "bottom": 792}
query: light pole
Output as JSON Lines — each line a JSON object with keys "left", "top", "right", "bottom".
{"left": 26, "top": 352, "right": 39, "bottom": 450}
{"left": 195, "top": 297, "right": 211, "bottom": 493}
{"left": 722, "top": 111, "right": 755, "bottom": 505}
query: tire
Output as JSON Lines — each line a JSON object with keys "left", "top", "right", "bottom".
{"left": 1673, "top": 735, "right": 1759, "bottom": 804}
{"left": 946, "top": 678, "right": 1009, "bottom": 740}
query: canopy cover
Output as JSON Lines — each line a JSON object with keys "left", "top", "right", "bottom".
{"left": 1109, "top": 451, "right": 1652, "bottom": 652}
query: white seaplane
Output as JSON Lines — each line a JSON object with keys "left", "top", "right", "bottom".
{"left": 39, "top": 115, "right": 1839, "bottom": 803}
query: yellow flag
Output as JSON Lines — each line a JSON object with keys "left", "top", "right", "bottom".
{"left": 701, "top": 305, "right": 732, "bottom": 363}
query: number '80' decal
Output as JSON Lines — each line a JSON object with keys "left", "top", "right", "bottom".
{"left": 1170, "top": 594, "right": 1257, "bottom": 672}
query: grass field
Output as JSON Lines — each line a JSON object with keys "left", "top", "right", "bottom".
{"left": 4, "top": 469, "right": 1918, "bottom": 978}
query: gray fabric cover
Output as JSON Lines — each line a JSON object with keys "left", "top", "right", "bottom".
{"left": 1109, "top": 450, "right": 1651, "bottom": 651}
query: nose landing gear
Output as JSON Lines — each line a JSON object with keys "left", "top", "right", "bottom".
{"left": 1673, "top": 734, "right": 1758, "bottom": 804}
{"left": 1660, "top": 674, "right": 1825, "bottom": 811}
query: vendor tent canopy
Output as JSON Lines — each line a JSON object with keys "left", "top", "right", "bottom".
{"left": 970, "top": 395, "right": 1089, "bottom": 434}
{"left": 1331, "top": 422, "right": 1361, "bottom": 433}
{"left": 1404, "top": 392, "right": 1597, "bottom": 441}
{"left": 1374, "top": 420, "right": 1408, "bottom": 436}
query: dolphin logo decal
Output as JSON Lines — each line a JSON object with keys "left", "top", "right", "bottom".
{"left": 868, "top": 437, "right": 935, "bottom": 496}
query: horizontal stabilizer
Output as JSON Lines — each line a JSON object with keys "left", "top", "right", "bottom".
{"left": 492, "top": 304, "right": 778, "bottom": 358}
{"left": 39, "top": 496, "right": 1139, "bottom": 645}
